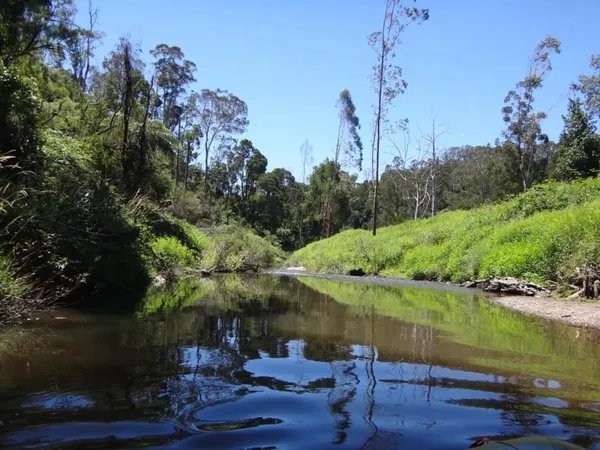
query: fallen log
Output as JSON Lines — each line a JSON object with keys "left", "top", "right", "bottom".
{"left": 464, "top": 277, "right": 551, "bottom": 297}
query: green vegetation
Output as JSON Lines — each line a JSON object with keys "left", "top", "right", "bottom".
{"left": 290, "top": 177, "right": 600, "bottom": 287}
{"left": 0, "top": 1, "right": 286, "bottom": 323}
{"left": 1, "top": 1, "right": 600, "bottom": 322}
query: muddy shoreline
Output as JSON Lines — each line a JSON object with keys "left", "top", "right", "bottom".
{"left": 266, "top": 269, "right": 600, "bottom": 329}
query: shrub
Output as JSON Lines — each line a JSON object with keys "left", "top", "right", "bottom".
{"left": 150, "top": 236, "right": 197, "bottom": 273}
{"left": 201, "top": 226, "right": 285, "bottom": 272}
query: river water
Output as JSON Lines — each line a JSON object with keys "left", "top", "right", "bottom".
{"left": 1, "top": 274, "right": 600, "bottom": 449}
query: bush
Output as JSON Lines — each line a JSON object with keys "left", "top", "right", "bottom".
{"left": 150, "top": 236, "right": 197, "bottom": 273}
{"left": 201, "top": 226, "right": 285, "bottom": 272}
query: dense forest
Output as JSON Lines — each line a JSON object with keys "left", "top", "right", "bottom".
{"left": 1, "top": 1, "right": 600, "bottom": 323}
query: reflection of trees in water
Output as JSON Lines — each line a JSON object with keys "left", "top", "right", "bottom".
{"left": 328, "top": 360, "right": 359, "bottom": 445}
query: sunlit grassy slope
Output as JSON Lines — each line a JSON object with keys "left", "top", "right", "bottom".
{"left": 289, "top": 178, "right": 600, "bottom": 286}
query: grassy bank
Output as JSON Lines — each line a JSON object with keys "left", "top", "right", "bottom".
{"left": 289, "top": 178, "right": 600, "bottom": 289}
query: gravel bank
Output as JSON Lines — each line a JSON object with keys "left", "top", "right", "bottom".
{"left": 489, "top": 295, "right": 600, "bottom": 329}
{"left": 267, "top": 269, "right": 600, "bottom": 329}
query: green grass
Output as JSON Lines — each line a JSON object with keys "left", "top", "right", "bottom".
{"left": 289, "top": 178, "right": 600, "bottom": 286}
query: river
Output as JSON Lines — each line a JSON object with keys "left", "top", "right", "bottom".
{"left": 1, "top": 274, "right": 600, "bottom": 449}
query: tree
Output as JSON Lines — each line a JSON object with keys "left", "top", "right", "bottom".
{"left": 389, "top": 129, "right": 432, "bottom": 220}
{"left": 229, "top": 139, "right": 266, "bottom": 217}
{"left": 254, "top": 168, "right": 297, "bottom": 246}
{"left": 196, "top": 89, "right": 249, "bottom": 191}
{"left": 0, "top": 0, "right": 79, "bottom": 67}
{"left": 421, "top": 117, "right": 448, "bottom": 217}
{"left": 368, "top": 0, "right": 429, "bottom": 235}
{"left": 502, "top": 36, "right": 561, "bottom": 191}
{"left": 64, "top": 0, "right": 103, "bottom": 92}
{"left": 182, "top": 125, "right": 202, "bottom": 191}
{"left": 550, "top": 98, "right": 600, "bottom": 181}
{"left": 437, "top": 144, "right": 520, "bottom": 210}
{"left": 572, "top": 55, "right": 600, "bottom": 120}
{"left": 298, "top": 140, "right": 313, "bottom": 247}
{"left": 326, "top": 89, "right": 363, "bottom": 237}
{"left": 150, "top": 44, "right": 196, "bottom": 131}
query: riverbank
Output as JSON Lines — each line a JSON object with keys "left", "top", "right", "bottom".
{"left": 288, "top": 179, "right": 600, "bottom": 302}
{"left": 269, "top": 269, "right": 600, "bottom": 329}
{"left": 489, "top": 295, "right": 600, "bottom": 329}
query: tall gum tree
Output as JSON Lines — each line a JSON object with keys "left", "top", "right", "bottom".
{"left": 573, "top": 54, "right": 600, "bottom": 120}
{"left": 502, "top": 36, "right": 561, "bottom": 191}
{"left": 325, "top": 89, "right": 363, "bottom": 237}
{"left": 196, "top": 89, "right": 249, "bottom": 192}
{"left": 150, "top": 44, "right": 196, "bottom": 131}
{"left": 368, "top": 0, "right": 429, "bottom": 235}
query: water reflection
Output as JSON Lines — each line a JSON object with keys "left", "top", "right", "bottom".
{"left": 0, "top": 275, "right": 599, "bottom": 449}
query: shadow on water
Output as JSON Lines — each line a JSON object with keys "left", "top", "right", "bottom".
{"left": 1, "top": 274, "right": 600, "bottom": 449}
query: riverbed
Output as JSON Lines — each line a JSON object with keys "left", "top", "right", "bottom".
{"left": 1, "top": 274, "right": 600, "bottom": 449}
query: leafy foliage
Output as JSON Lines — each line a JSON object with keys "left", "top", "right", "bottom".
{"left": 550, "top": 98, "right": 600, "bottom": 181}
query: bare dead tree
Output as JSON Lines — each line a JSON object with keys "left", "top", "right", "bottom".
{"left": 420, "top": 117, "right": 449, "bottom": 217}
{"left": 390, "top": 129, "right": 432, "bottom": 220}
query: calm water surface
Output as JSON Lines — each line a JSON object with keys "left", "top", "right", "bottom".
{"left": 1, "top": 275, "right": 600, "bottom": 449}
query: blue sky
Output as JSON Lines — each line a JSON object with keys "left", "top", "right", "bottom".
{"left": 76, "top": 0, "right": 600, "bottom": 180}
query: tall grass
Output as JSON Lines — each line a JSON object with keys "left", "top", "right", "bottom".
{"left": 289, "top": 178, "right": 600, "bottom": 286}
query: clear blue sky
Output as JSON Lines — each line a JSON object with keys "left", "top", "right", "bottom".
{"left": 76, "top": 0, "right": 599, "bottom": 180}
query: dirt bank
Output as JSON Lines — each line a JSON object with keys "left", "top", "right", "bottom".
{"left": 267, "top": 269, "right": 600, "bottom": 329}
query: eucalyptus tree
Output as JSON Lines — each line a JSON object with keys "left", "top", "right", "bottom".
{"left": 572, "top": 55, "right": 600, "bottom": 120}
{"left": 422, "top": 117, "right": 448, "bottom": 217}
{"left": 501, "top": 36, "right": 561, "bottom": 191}
{"left": 64, "top": 0, "right": 103, "bottom": 92}
{"left": 196, "top": 89, "right": 249, "bottom": 191}
{"left": 368, "top": 0, "right": 429, "bottom": 235}
{"left": 298, "top": 140, "right": 314, "bottom": 247}
{"left": 0, "top": 0, "right": 80, "bottom": 67}
{"left": 325, "top": 89, "right": 363, "bottom": 237}
{"left": 150, "top": 44, "right": 196, "bottom": 130}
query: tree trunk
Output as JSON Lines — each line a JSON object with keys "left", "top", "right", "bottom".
{"left": 325, "top": 189, "right": 333, "bottom": 237}
{"left": 135, "top": 74, "right": 153, "bottom": 193}
{"left": 184, "top": 140, "right": 191, "bottom": 191}
{"left": 121, "top": 43, "right": 133, "bottom": 195}
{"left": 204, "top": 141, "right": 210, "bottom": 192}
{"left": 175, "top": 116, "right": 181, "bottom": 186}
{"left": 372, "top": 23, "right": 385, "bottom": 237}
{"left": 431, "top": 143, "right": 436, "bottom": 217}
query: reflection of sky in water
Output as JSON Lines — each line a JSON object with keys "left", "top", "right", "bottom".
{"left": 22, "top": 393, "right": 94, "bottom": 410}
{"left": 245, "top": 353, "right": 333, "bottom": 387}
